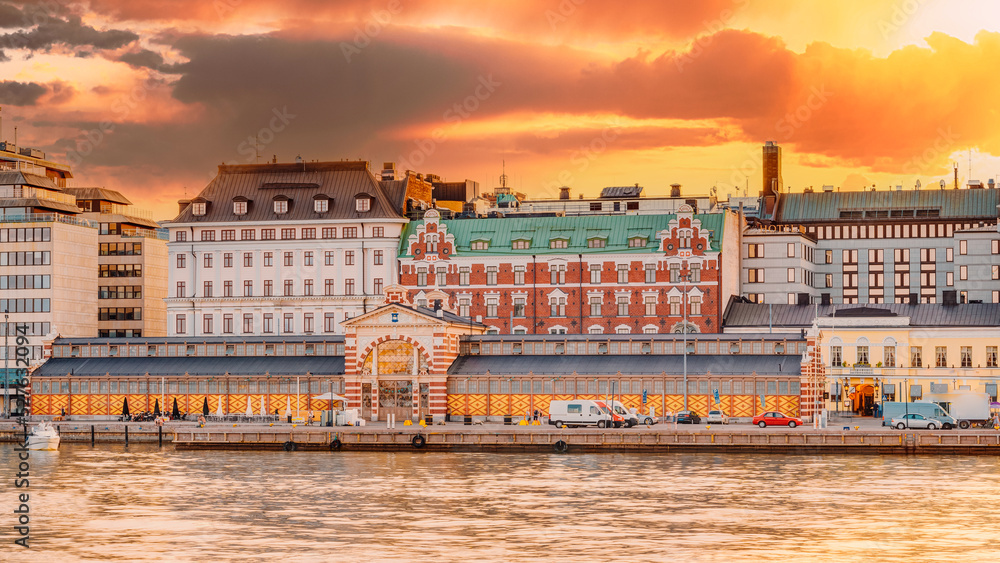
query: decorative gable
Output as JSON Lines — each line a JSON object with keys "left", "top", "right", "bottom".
{"left": 658, "top": 205, "right": 712, "bottom": 258}
{"left": 407, "top": 209, "right": 456, "bottom": 261}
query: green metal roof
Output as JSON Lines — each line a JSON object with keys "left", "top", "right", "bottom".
{"left": 776, "top": 189, "right": 1000, "bottom": 222}
{"left": 400, "top": 213, "right": 724, "bottom": 257}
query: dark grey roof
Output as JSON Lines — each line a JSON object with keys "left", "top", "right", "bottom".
{"left": 170, "top": 161, "right": 406, "bottom": 223}
{"left": 380, "top": 178, "right": 410, "bottom": 211}
{"left": 53, "top": 335, "right": 345, "bottom": 345}
{"left": 63, "top": 187, "right": 132, "bottom": 205}
{"left": 0, "top": 197, "right": 80, "bottom": 214}
{"left": 723, "top": 302, "right": 1000, "bottom": 328}
{"left": 775, "top": 189, "right": 1000, "bottom": 222}
{"left": 35, "top": 356, "right": 345, "bottom": 377}
{"left": 447, "top": 354, "right": 801, "bottom": 376}
{"left": 0, "top": 170, "right": 61, "bottom": 190}
{"left": 411, "top": 305, "right": 485, "bottom": 326}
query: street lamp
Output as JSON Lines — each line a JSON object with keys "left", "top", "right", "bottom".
{"left": 680, "top": 273, "right": 690, "bottom": 410}
{"left": 3, "top": 311, "right": 9, "bottom": 419}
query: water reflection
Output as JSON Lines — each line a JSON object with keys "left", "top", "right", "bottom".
{"left": 1, "top": 445, "right": 998, "bottom": 561}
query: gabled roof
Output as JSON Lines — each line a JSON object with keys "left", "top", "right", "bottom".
{"left": 170, "top": 161, "right": 406, "bottom": 223}
{"left": 723, "top": 302, "right": 1000, "bottom": 328}
{"left": 0, "top": 170, "right": 62, "bottom": 190}
{"left": 400, "top": 213, "right": 725, "bottom": 257}
{"left": 342, "top": 302, "right": 485, "bottom": 328}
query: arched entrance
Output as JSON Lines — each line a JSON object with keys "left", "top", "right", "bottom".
{"left": 850, "top": 384, "right": 875, "bottom": 416}
{"left": 361, "top": 339, "right": 431, "bottom": 421}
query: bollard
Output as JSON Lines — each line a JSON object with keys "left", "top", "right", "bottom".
{"left": 125, "top": 425, "right": 129, "bottom": 447}
{"left": 158, "top": 426, "right": 163, "bottom": 447}
{"left": 91, "top": 425, "right": 95, "bottom": 447}
{"left": 504, "top": 415, "right": 512, "bottom": 425}
{"left": 464, "top": 415, "right": 472, "bottom": 426}
{"left": 424, "top": 414, "right": 433, "bottom": 426}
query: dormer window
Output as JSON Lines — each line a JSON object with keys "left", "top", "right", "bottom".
{"left": 471, "top": 241, "right": 489, "bottom": 251}
{"left": 315, "top": 199, "right": 328, "bottom": 213}
{"left": 588, "top": 238, "right": 606, "bottom": 248}
{"left": 191, "top": 202, "right": 206, "bottom": 216}
{"left": 628, "top": 237, "right": 646, "bottom": 248}
{"left": 274, "top": 200, "right": 288, "bottom": 214}
{"left": 512, "top": 240, "right": 530, "bottom": 250}
{"left": 550, "top": 239, "right": 569, "bottom": 249}
{"left": 233, "top": 201, "right": 247, "bottom": 215}
{"left": 355, "top": 197, "right": 371, "bottom": 212}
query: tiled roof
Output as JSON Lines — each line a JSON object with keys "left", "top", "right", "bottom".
{"left": 400, "top": 213, "right": 725, "bottom": 257}
{"left": 775, "top": 189, "right": 1000, "bottom": 222}
{"left": 169, "top": 161, "right": 406, "bottom": 223}
{"left": 723, "top": 302, "right": 1000, "bottom": 328}
{"left": 35, "top": 356, "right": 345, "bottom": 377}
{"left": 447, "top": 354, "right": 801, "bottom": 376}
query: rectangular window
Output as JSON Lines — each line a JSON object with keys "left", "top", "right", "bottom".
{"left": 590, "top": 296, "right": 601, "bottom": 316}
{"left": 551, "top": 264, "right": 566, "bottom": 284}
{"left": 284, "top": 279, "right": 294, "bottom": 296}
{"left": 176, "top": 281, "right": 185, "bottom": 298}
{"left": 322, "top": 227, "right": 337, "bottom": 239}
{"left": 281, "top": 228, "right": 296, "bottom": 240}
{"left": 617, "top": 296, "right": 628, "bottom": 316}
{"left": 345, "top": 279, "right": 355, "bottom": 295}
{"left": 203, "top": 315, "right": 213, "bottom": 334}
{"left": 550, "top": 296, "right": 567, "bottom": 317}
{"left": 243, "top": 253, "right": 253, "bottom": 267}
{"left": 825, "top": 250, "right": 833, "bottom": 264}
{"left": 787, "top": 268, "right": 795, "bottom": 283}
{"left": 223, "top": 314, "right": 233, "bottom": 334}
{"left": 961, "top": 346, "right": 972, "bottom": 368}
{"left": 373, "top": 278, "right": 383, "bottom": 295}
{"left": 417, "top": 267, "right": 427, "bottom": 287}
{"left": 689, "top": 263, "right": 700, "bottom": 283}
{"left": 224, "top": 253, "right": 233, "bottom": 268}
{"left": 263, "top": 280, "right": 273, "bottom": 297}
{"left": 669, "top": 296, "right": 680, "bottom": 316}
{"left": 787, "top": 243, "right": 795, "bottom": 258}
{"left": 645, "top": 264, "right": 656, "bottom": 283}
{"left": 831, "top": 346, "right": 842, "bottom": 366}
{"left": 590, "top": 264, "right": 601, "bottom": 284}
{"left": 960, "top": 265, "right": 968, "bottom": 281}
{"left": 224, "top": 281, "right": 232, "bottom": 297}
{"left": 669, "top": 264, "right": 680, "bottom": 283}
{"left": 175, "top": 315, "right": 186, "bottom": 334}
{"left": 513, "top": 297, "right": 526, "bottom": 317}
{"left": 373, "top": 250, "right": 383, "bottom": 265}
{"left": 243, "top": 314, "right": 254, "bottom": 333}
{"left": 883, "top": 346, "right": 895, "bottom": 368}
{"left": 302, "top": 228, "right": 316, "bottom": 239}
{"left": 204, "top": 254, "right": 213, "bottom": 268}
{"left": 857, "top": 346, "right": 869, "bottom": 366}
{"left": 486, "top": 266, "right": 497, "bottom": 285}
{"left": 263, "top": 314, "right": 273, "bottom": 334}
{"left": 240, "top": 229, "right": 255, "bottom": 241}
{"left": 303, "top": 313, "right": 314, "bottom": 333}
{"left": 244, "top": 280, "right": 253, "bottom": 297}
{"left": 960, "top": 239, "right": 967, "bottom": 255}
{"left": 460, "top": 267, "right": 470, "bottom": 286}
{"left": 644, "top": 295, "right": 656, "bottom": 315}
{"left": 345, "top": 251, "right": 355, "bottom": 266}
{"left": 284, "top": 251, "right": 294, "bottom": 266}
{"left": 324, "top": 313, "right": 337, "bottom": 332}
{"left": 936, "top": 346, "right": 947, "bottom": 368}
{"left": 617, "top": 264, "right": 628, "bottom": 284}
{"left": 436, "top": 267, "right": 447, "bottom": 286}
{"left": 304, "top": 279, "right": 314, "bottom": 296}
{"left": 486, "top": 297, "right": 498, "bottom": 317}
{"left": 987, "top": 346, "right": 998, "bottom": 368}
{"left": 343, "top": 227, "right": 358, "bottom": 239}
{"left": 203, "top": 281, "right": 213, "bottom": 298}
{"left": 911, "top": 346, "right": 922, "bottom": 368}
{"left": 200, "top": 230, "right": 215, "bottom": 241}
{"left": 514, "top": 266, "right": 525, "bottom": 285}
{"left": 325, "top": 279, "right": 335, "bottom": 295}
{"left": 324, "top": 251, "right": 335, "bottom": 266}
{"left": 689, "top": 295, "right": 701, "bottom": 316}
{"left": 283, "top": 314, "right": 294, "bottom": 333}
{"left": 264, "top": 252, "right": 273, "bottom": 267}
{"left": 459, "top": 298, "right": 470, "bottom": 317}
{"left": 825, "top": 273, "right": 833, "bottom": 288}
{"left": 176, "top": 254, "right": 186, "bottom": 268}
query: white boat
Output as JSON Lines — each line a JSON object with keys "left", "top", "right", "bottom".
{"left": 27, "top": 422, "right": 60, "bottom": 450}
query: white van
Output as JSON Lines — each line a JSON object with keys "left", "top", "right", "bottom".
{"left": 602, "top": 400, "right": 639, "bottom": 427}
{"left": 549, "top": 400, "right": 620, "bottom": 428}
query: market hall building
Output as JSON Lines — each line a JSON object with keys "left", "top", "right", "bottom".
{"left": 30, "top": 291, "right": 807, "bottom": 421}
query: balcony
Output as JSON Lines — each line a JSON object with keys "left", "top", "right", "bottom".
{"left": 0, "top": 185, "right": 77, "bottom": 206}
{"left": 0, "top": 213, "right": 97, "bottom": 228}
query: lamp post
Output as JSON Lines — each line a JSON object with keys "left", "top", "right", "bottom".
{"left": 681, "top": 273, "right": 690, "bottom": 410}
{"left": 3, "top": 311, "right": 8, "bottom": 419}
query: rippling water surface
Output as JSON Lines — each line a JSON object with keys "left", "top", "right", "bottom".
{"left": 2, "top": 444, "right": 999, "bottom": 562}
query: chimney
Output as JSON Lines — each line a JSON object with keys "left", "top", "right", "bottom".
{"left": 559, "top": 186, "right": 570, "bottom": 200}
{"left": 436, "top": 309, "right": 444, "bottom": 318}
{"left": 177, "top": 200, "right": 191, "bottom": 214}
{"left": 433, "top": 299, "right": 442, "bottom": 311}
{"left": 670, "top": 183, "right": 681, "bottom": 198}
{"left": 820, "top": 293, "right": 831, "bottom": 306}
{"left": 381, "top": 162, "right": 396, "bottom": 181}
{"left": 797, "top": 293, "right": 810, "bottom": 306}
{"left": 942, "top": 290, "right": 957, "bottom": 306}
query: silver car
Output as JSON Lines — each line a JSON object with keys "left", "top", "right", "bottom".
{"left": 706, "top": 410, "right": 729, "bottom": 424}
{"left": 891, "top": 413, "right": 940, "bottom": 430}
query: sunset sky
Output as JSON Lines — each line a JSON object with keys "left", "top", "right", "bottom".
{"left": 2, "top": 0, "right": 1000, "bottom": 220}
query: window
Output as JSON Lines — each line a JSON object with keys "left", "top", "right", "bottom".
{"left": 436, "top": 267, "right": 447, "bottom": 286}
{"left": 345, "top": 251, "right": 355, "bottom": 266}
{"left": 324, "top": 313, "right": 336, "bottom": 333}
{"left": 550, "top": 296, "right": 566, "bottom": 316}
{"left": 960, "top": 239, "right": 967, "bottom": 255}
{"left": 243, "top": 253, "right": 253, "bottom": 267}
{"left": 748, "top": 243, "right": 764, "bottom": 258}
{"left": 689, "top": 263, "right": 700, "bottom": 283}
{"left": 175, "top": 315, "right": 187, "bottom": 334}
{"left": 787, "top": 243, "right": 795, "bottom": 258}
{"left": 191, "top": 202, "right": 206, "bottom": 216}
{"left": 373, "top": 250, "right": 383, "bottom": 265}
{"left": 283, "top": 314, "right": 294, "bottom": 334}
{"left": 825, "top": 273, "right": 833, "bottom": 288}
{"left": 233, "top": 201, "right": 247, "bottom": 215}
{"left": 911, "top": 346, "right": 922, "bottom": 368}
{"left": 961, "top": 346, "right": 972, "bottom": 368}
{"left": 303, "top": 313, "right": 314, "bottom": 333}
{"left": 690, "top": 295, "right": 701, "bottom": 315}
{"left": 884, "top": 346, "right": 895, "bottom": 367}
{"left": 946, "top": 272, "right": 954, "bottom": 286}
{"left": 219, "top": 229, "right": 235, "bottom": 242}
{"left": 244, "top": 280, "right": 253, "bottom": 297}
{"left": 486, "top": 297, "right": 498, "bottom": 317}
{"left": 281, "top": 228, "right": 295, "bottom": 240}
{"left": 460, "top": 267, "right": 470, "bottom": 286}
{"left": 551, "top": 264, "right": 566, "bottom": 284}
{"left": 204, "top": 254, "right": 214, "bottom": 268}
{"left": 993, "top": 265, "right": 999, "bottom": 280}
{"left": 471, "top": 241, "right": 489, "bottom": 250}
{"left": 617, "top": 296, "right": 628, "bottom": 316}
{"left": 176, "top": 281, "right": 185, "bottom": 298}
{"left": 588, "top": 238, "right": 606, "bottom": 248}
{"left": 513, "top": 297, "right": 526, "bottom": 317}
{"left": 856, "top": 346, "right": 869, "bottom": 366}
{"left": 509, "top": 265, "right": 524, "bottom": 285}
{"left": 748, "top": 269, "right": 764, "bottom": 283}
{"left": 325, "top": 251, "right": 335, "bottom": 266}
{"left": 843, "top": 249, "right": 858, "bottom": 264}
{"left": 671, "top": 264, "right": 682, "bottom": 283}
{"left": 304, "top": 251, "right": 313, "bottom": 266}
{"left": 322, "top": 227, "right": 336, "bottom": 239}
{"left": 261, "top": 229, "right": 275, "bottom": 240}
{"left": 617, "top": 264, "right": 628, "bottom": 284}
{"left": 224, "top": 281, "right": 232, "bottom": 297}
{"left": 590, "top": 264, "right": 601, "bottom": 284}
{"left": 355, "top": 197, "right": 371, "bottom": 212}
{"left": 960, "top": 265, "right": 968, "bottom": 281}
{"left": 175, "top": 231, "right": 187, "bottom": 242}
{"left": 325, "top": 279, "right": 335, "bottom": 296}
{"left": 345, "top": 279, "right": 355, "bottom": 295}
{"left": 417, "top": 267, "right": 427, "bottom": 287}
{"left": 935, "top": 346, "right": 948, "bottom": 368}
{"left": 201, "top": 230, "right": 216, "bottom": 241}
{"left": 590, "top": 296, "right": 601, "bottom": 316}
{"left": 263, "top": 314, "right": 273, "bottom": 333}
{"left": 669, "top": 296, "right": 680, "bottom": 315}
{"left": 825, "top": 250, "right": 832, "bottom": 264}
{"left": 203, "top": 315, "right": 213, "bottom": 334}
{"left": 589, "top": 326, "right": 603, "bottom": 334}
{"left": 314, "top": 199, "right": 328, "bottom": 213}
{"left": 284, "top": 279, "right": 294, "bottom": 296}
{"left": 616, "top": 327, "right": 630, "bottom": 334}
{"left": 264, "top": 252, "right": 273, "bottom": 267}
{"left": 644, "top": 295, "right": 656, "bottom": 315}
{"left": 787, "top": 268, "right": 795, "bottom": 283}
{"left": 263, "top": 280, "right": 273, "bottom": 297}
{"left": 512, "top": 240, "right": 530, "bottom": 250}
{"left": 241, "top": 229, "right": 255, "bottom": 241}
{"left": 224, "top": 253, "right": 233, "bottom": 268}
{"left": 274, "top": 200, "right": 288, "bottom": 214}
{"left": 550, "top": 239, "right": 568, "bottom": 249}
{"left": 831, "top": 346, "right": 842, "bottom": 366}
{"left": 203, "top": 281, "right": 213, "bottom": 298}
{"left": 302, "top": 228, "right": 316, "bottom": 240}
{"left": 987, "top": 346, "right": 998, "bottom": 368}
{"left": 223, "top": 314, "right": 233, "bottom": 334}
{"left": 486, "top": 266, "right": 497, "bottom": 285}
{"left": 645, "top": 264, "right": 656, "bottom": 283}
{"left": 373, "top": 278, "right": 383, "bottom": 295}
{"left": 243, "top": 314, "right": 254, "bottom": 333}
{"left": 628, "top": 237, "right": 645, "bottom": 248}
{"left": 304, "top": 279, "right": 314, "bottom": 296}
{"left": 176, "top": 254, "right": 186, "bottom": 268}
{"left": 284, "top": 251, "right": 294, "bottom": 267}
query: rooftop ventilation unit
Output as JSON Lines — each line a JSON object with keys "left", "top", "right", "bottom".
{"left": 822, "top": 185, "right": 834, "bottom": 192}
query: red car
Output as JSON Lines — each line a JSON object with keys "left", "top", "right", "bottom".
{"left": 753, "top": 411, "right": 803, "bottom": 428}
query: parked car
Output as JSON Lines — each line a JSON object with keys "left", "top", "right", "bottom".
{"left": 890, "top": 413, "right": 942, "bottom": 430}
{"left": 706, "top": 410, "right": 729, "bottom": 424}
{"left": 752, "top": 411, "right": 803, "bottom": 428}
{"left": 675, "top": 410, "right": 701, "bottom": 424}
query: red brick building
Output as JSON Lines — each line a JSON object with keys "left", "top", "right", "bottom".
{"left": 398, "top": 208, "right": 741, "bottom": 334}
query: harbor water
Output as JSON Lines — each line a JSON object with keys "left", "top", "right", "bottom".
{"left": 2, "top": 444, "right": 999, "bottom": 562}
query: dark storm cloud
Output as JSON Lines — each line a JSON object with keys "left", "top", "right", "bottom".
{"left": 0, "top": 13, "right": 137, "bottom": 54}
{"left": 117, "top": 48, "right": 172, "bottom": 72}
{"left": 0, "top": 80, "right": 46, "bottom": 105}
{"left": 0, "top": 2, "right": 24, "bottom": 28}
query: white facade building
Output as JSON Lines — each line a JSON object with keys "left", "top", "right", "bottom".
{"left": 165, "top": 160, "right": 412, "bottom": 337}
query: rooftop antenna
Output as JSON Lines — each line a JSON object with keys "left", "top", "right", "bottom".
{"left": 500, "top": 160, "right": 508, "bottom": 189}
{"left": 968, "top": 149, "right": 972, "bottom": 183}
{"left": 255, "top": 133, "right": 260, "bottom": 163}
